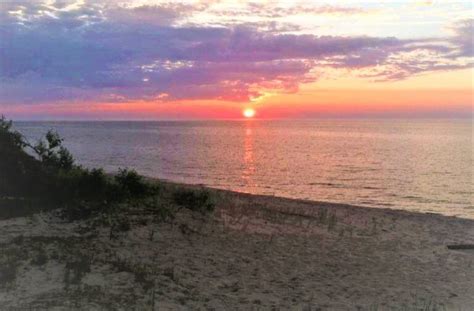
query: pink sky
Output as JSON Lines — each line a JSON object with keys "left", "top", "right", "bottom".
{"left": 1, "top": 1, "right": 472, "bottom": 119}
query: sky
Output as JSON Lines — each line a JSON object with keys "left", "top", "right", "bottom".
{"left": 0, "top": 0, "right": 473, "bottom": 120}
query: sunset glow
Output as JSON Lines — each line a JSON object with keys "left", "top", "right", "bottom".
{"left": 2, "top": 2, "right": 474, "bottom": 306}
{"left": 0, "top": 1, "right": 472, "bottom": 120}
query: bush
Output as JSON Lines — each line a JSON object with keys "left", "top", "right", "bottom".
{"left": 172, "top": 188, "right": 215, "bottom": 214}
{"left": 115, "top": 168, "right": 150, "bottom": 199}
{"left": 79, "top": 168, "right": 110, "bottom": 200}
{"left": 1, "top": 116, "right": 214, "bottom": 226}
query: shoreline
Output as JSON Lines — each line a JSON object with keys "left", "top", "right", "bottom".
{"left": 1, "top": 178, "right": 473, "bottom": 309}
{"left": 150, "top": 176, "right": 474, "bottom": 223}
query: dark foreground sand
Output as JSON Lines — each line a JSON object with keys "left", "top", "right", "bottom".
{"left": 1, "top": 183, "right": 473, "bottom": 310}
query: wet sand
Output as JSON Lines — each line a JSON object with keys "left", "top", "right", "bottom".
{"left": 1, "top": 182, "right": 473, "bottom": 310}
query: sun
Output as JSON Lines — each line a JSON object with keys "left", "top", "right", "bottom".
{"left": 243, "top": 108, "right": 256, "bottom": 118}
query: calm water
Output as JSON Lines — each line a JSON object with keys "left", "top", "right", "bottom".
{"left": 14, "top": 120, "right": 473, "bottom": 218}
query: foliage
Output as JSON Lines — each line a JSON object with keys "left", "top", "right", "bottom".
{"left": 0, "top": 116, "right": 24, "bottom": 148}
{"left": 173, "top": 188, "right": 215, "bottom": 214}
{"left": 0, "top": 116, "right": 214, "bottom": 225}
{"left": 115, "top": 168, "right": 150, "bottom": 199}
{"left": 33, "top": 130, "right": 75, "bottom": 170}
{"left": 0, "top": 115, "right": 45, "bottom": 199}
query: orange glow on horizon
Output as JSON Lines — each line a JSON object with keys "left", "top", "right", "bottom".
{"left": 2, "top": 68, "right": 472, "bottom": 120}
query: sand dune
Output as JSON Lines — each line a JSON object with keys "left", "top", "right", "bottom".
{"left": 1, "top": 184, "right": 473, "bottom": 310}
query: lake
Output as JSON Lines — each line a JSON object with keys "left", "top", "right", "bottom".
{"left": 14, "top": 119, "right": 473, "bottom": 218}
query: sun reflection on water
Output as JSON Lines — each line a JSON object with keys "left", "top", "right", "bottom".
{"left": 241, "top": 125, "right": 256, "bottom": 187}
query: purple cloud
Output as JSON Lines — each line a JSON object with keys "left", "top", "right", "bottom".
{"left": 0, "top": 1, "right": 472, "bottom": 105}
{"left": 319, "top": 25, "right": 474, "bottom": 81}
{"left": 450, "top": 19, "right": 473, "bottom": 57}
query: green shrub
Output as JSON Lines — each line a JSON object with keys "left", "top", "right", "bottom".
{"left": 0, "top": 116, "right": 213, "bottom": 228}
{"left": 115, "top": 168, "right": 151, "bottom": 199}
{"left": 71, "top": 168, "right": 111, "bottom": 202}
{"left": 172, "top": 188, "right": 215, "bottom": 214}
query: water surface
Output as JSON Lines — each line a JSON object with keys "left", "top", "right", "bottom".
{"left": 15, "top": 119, "right": 473, "bottom": 218}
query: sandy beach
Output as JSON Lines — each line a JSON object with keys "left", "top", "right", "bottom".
{"left": 1, "top": 182, "right": 473, "bottom": 310}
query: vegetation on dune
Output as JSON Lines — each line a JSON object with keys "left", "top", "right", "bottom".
{"left": 0, "top": 115, "right": 214, "bottom": 222}
{"left": 173, "top": 188, "right": 215, "bottom": 214}
{"left": 0, "top": 115, "right": 217, "bottom": 306}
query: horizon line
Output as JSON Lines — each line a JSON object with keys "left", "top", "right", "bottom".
{"left": 10, "top": 116, "right": 474, "bottom": 122}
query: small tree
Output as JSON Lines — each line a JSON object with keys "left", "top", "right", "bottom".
{"left": 0, "top": 115, "right": 24, "bottom": 148}
{"left": 34, "top": 130, "right": 74, "bottom": 170}
{"left": 0, "top": 115, "right": 43, "bottom": 198}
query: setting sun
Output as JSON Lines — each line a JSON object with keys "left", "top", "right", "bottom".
{"left": 243, "top": 108, "right": 256, "bottom": 118}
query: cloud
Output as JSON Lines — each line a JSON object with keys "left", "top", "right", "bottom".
{"left": 246, "top": 3, "right": 370, "bottom": 18}
{"left": 209, "top": 3, "right": 370, "bottom": 19}
{"left": 450, "top": 19, "right": 473, "bottom": 57}
{"left": 319, "top": 19, "right": 474, "bottom": 81}
{"left": 0, "top": 1, "right": 472, "bottom": 105}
